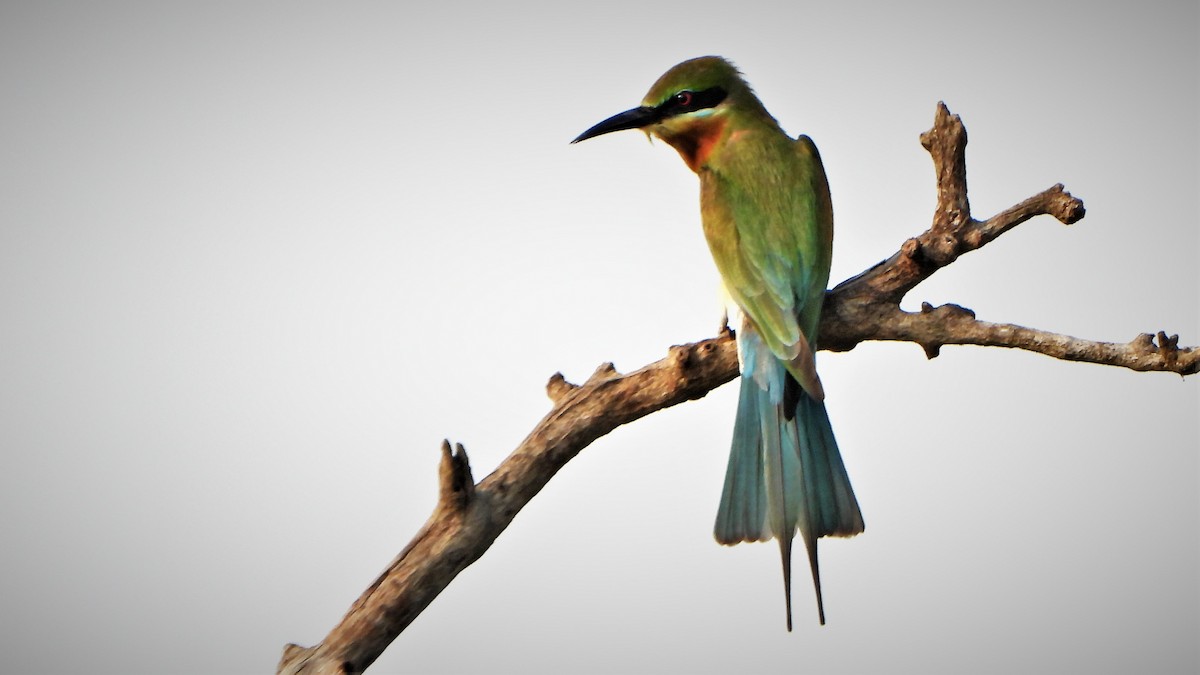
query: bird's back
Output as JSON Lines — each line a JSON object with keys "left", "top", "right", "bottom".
{"left": 698, "top": 125, "right": 833, "bottom": 393}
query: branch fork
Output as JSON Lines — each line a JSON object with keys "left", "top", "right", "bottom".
{"left": 279, "top": 102, "right": 1195, "bottom": 674}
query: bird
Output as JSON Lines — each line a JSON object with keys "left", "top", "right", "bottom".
{"left": 572, "top": 56, "right": 864, "bottom": 630}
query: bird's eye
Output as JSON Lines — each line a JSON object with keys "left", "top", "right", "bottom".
{"left": 655, "top": 87, "right": 727, "bottom": 117}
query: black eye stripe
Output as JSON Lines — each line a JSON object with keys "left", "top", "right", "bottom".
{"left": 657, "top": 86, "right": 727, "bottom": 117}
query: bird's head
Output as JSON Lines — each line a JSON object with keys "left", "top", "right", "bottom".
{"left": 572, "top": 56, "right": 771, "bottom": 171}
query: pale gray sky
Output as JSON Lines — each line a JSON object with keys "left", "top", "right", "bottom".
{"left": 1, "top": 1, "right": 1196, "bottom": 673}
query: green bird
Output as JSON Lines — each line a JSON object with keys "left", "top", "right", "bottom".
{"left": 572, "top": 56, "right": 864, "bottom": 629}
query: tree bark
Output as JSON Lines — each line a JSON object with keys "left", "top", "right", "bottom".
{"left": 278, "top": 103, "right": 1196, "bottom": 675}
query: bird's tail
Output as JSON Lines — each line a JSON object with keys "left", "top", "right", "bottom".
{"left": 713, "top": 346, "right": 864, "bottom": 628}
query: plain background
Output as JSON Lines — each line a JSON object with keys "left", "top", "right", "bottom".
{"left": 1, "top": 1, "right": 1196, "bottom": 673}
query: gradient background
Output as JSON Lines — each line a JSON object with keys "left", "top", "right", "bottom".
{"left": 1, "top": 1, "right": 1196, "bottom": 673}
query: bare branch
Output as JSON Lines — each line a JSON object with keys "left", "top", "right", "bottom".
{"left": 278, "top": 103, "right": 1195, "bottom": 674}
{"left": 823, "top": 300, "right": 1198, "bottom": 373}
{"left": 835, "top": 106, "right": 1086, "bottom": 308}
{"left": 279, "top": 340, "right": 737, "bottom": 674}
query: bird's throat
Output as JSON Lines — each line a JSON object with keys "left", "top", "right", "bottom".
{"left": 663, "top": 118, "right": 728, "bottom": 173}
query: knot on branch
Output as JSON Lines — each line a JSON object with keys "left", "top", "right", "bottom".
{"left": 668, "top": 343, "right": 693, "bottom": 369}
{"left": 586, "top": 362, "right": 621, "bottom": 385}
{"left": 901, "top": 237, "right": 924, "bottom": 263}
{"left": 664, "top": 334, "right": 740, "bottom": 400}
{"left": 546, "top": 372, "right": 578, "bottom": 404}
{"left": 1133, "top": 331, "right": 1184, "bottom": 369}
{"left": 547, "top": 363, "right": 623, "bottom": 405}
{"left": 1156, "top": 331, "right": 1180, "bottom": 354}
{"left": 916, "top": 302, "right": 978, "bottom": 358}
{"left": 277, "top": 644, "right": 315, "bottom": 675}
{"left": 438, "top": 440, "right": 475, "bottom": 512}
{"left": 919, "top": 301, "right": 977, "bottom": 320}
{"left": 1047, "top": 184, "right": 1086, "bottom": 224}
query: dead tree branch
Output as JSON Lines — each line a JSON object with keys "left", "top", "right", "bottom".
{"left": 278, "top": 102, "right": 1196, "bottom": 675}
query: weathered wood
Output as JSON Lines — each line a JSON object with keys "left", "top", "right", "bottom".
{"left": 278, "top": 103, "right": 1195, "bottom": 675}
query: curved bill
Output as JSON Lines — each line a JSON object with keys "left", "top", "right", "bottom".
{"left": 571, "top": 106, "right": 662, "bottom": 144}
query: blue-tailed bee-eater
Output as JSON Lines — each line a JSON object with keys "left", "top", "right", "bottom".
{"left": 573, "top": 56, "right": 864, "bottom": 629}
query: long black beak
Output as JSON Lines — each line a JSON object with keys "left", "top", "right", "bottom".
{"left": 571, "top": 106, "right": 662, "bottom": 144}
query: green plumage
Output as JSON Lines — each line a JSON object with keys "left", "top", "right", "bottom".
{"left": 700, "top": 132, "right": 830, "bottom": 393}
{"left": 574, "top": 56, "right": 864, "bottom": 629}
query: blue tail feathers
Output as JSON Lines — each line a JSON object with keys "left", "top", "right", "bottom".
{"left": 713, "top": 336, "right": 864, "bottom": 628}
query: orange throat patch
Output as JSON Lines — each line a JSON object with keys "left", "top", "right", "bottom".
{"left": 665, "top": 118, "right": 728, "bottom": 173}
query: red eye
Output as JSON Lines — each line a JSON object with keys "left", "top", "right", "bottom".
{"left": 675, "top": 91, "right": 694, "bottom": 106}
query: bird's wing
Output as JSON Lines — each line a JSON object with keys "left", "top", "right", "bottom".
{"left": 702, "top": 134, "right": 832, "bottom": 399}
